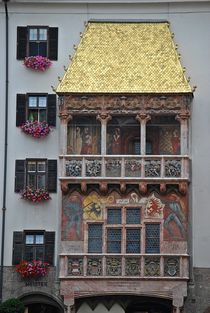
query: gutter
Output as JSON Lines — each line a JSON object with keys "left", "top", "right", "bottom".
{"left": 0, "top": 0, "right": 9, "bottom": 303}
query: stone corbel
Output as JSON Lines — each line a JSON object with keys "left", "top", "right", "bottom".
{"left": 139, "top": 182, "right": 147, "bottom": 195}
{"left": 160, "top": 183, "right": 166, "bottom": 194}
{"left": 135, "top": 112, "right": 151, "bottom": 124}
{"left": 178, "top": 182, "right": 188, "bottom": 195}
{"left": 96, "top": 112, "right": 112, "bottom": 123}
{"left": 59, "top": 111, "right": 72, "bottom": 124}
{"left": 81, "top": 182, "right": 87, "bottom": 194}
{"left": 99, "top": 182, "right": 108, "bottom": 194}
{"left": 61, "top": 181, "right": 69, "bottom": 194}
{"left": 120, "top": 182, "right": 126, "bottom": 194}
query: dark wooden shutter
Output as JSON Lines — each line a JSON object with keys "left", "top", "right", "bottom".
{"left": 48, "top": 27, "right": 58, "bottom": 60}
{"left": 16, "top": 94, "right": 26, "bottom": 126}
{"left": 15, "top": 160, "right": 25, "bottom": 192}
{"left": 13, "top": 232, "right": 24, "bottom": 265}
{"left": 47, "top": 94, "right": 56, "bottom": 126}
{"left": 17, "top": 27, "right": 28, "bottom": 60}
{"left": 45, "top": 232, "right": 55, "bottom": 265}
{"left": 47, "top": 160, "right": 57, "bottom": 193}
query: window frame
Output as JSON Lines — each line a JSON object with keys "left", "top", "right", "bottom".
{"left": 24, "top": 231, "right": 45, "bottom": 262}
{"left": 27, "top": 93, "right": 48, "bottom": 123}
{"left": 27, "top": 26, "right": 49, "bottom": 57}
{"left": 26, "top": 159, "right": 47, "bottom": 190}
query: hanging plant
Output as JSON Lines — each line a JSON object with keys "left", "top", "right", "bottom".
{"left": 23, "top": 55, "right": 52, "bottom": 71}
{"left": 21, "top": 187, "right": 51, "bottom": 203}
{"left": 16, "top": 260, "right": 50, "bottom": 279}
{"left": 20, "top": 120, "right": 51, "bottom": 138}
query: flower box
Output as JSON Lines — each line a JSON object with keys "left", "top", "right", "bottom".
{"left": 21, "top": 187, "right": 51, "bottom": 203}
{"left": 23, "top": 56, "right": 52, "bottom": 71}
{"left": 16, "top": 260, "right": 50, "bottom": 279}
{"left": 20, "top": 120, "right": 51, "bottom": 138}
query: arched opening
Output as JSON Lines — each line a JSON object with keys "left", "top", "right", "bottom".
{"left": 20, "top": 293, "right": 64, "bottom": 313}
{"left": 75, "top": 295, "right": 172, "bottom": 313}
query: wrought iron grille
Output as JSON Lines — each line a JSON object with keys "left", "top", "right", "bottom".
{"left": 126, "top": 228, "right": 141, "bottom": 253}
{"left": 88, "top": 224, "right": 102, "bottom": 253}
{"left": 107, "top": 228, "right": 121, "bottom": 253}
{"left": 126, "top": 208, "right": 141, "bottom": 224}
{"left": 145, "top": 224, "right": 160, "bottom": 253}
{"left": 107, "top": 208, "right": 122, "bottom": 224}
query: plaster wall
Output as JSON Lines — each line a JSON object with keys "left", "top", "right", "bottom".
{"left": 0, "top": 0, "right": 209, "bottom": 269}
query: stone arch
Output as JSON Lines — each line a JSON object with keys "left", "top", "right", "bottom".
{"left": 19, "top": 292, "right": 64, "bottom": 313}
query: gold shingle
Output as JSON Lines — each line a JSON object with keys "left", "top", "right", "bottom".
{"left": 56, "top": 22, "right": 192, "bottom": 94}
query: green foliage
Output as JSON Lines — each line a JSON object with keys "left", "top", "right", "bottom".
{"left": 0, "top": 298, "right": 25, "bottom": 313}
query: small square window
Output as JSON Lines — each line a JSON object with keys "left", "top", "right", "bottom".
{"left": 25, "top": 234, "right": 34, "bottom": 244}
{"left": 107, "top": 208, "right": 121, "bottom": 224}
{"left": 29, "top": 28, "right": 38, "bottom": 41}
{"left": 35, "top": 234, "right": 44, "bottom": 244}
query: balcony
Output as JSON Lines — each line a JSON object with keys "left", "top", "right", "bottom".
{"left": 59, "top": 253, "right": 189, "bottom": 280}
{"left": 59, "top": 155, "right": 190, "bottom": 182}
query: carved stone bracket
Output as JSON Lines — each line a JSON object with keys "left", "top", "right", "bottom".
{"left": 61, "top": 181, "right": 69, "bottom": 194}
{"left": 99, "top": 182, "right": 108, "bottom": 194}
{"left": 160, "top": 183, "right": 166, "bottom": 194}
{"left": 136, "top": 112, "right": 151, "bottom": 124}
{"left": 176, "top": 111, "right": 190, "bottom": 122}
{"left": 178, "top": 182, "right": 188, "bottom": 195}
{"left": 120, "top": 182, "right": 126, "bottom": 194}
{"left": 139, "top": 182, "right": 147, "bottom": 194}
{"left": 59, "top": 111, "right": 72, "bottom": 124}
{"left": 96, "top": 112, "right": 112, "bottom": 124}
{"left": 81, "top": 182, "right": 87, "bottom": 194}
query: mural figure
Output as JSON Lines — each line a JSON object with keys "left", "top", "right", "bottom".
{"left": 62, "top": 195, "right": 83, "bottom": 240}
{"left": 112, "top": 127, "right": 121, "bottom": 154}
{"left": 164, "top": 194, "right": 186, "bottom": 240}
{"left": 171, "top": 128, "right": 180, "bottom": 154}
{"left": 75, "top": 126, "right": 82, "bottom": 154}
{"left": 81, "top": 127, "right": 92, "bottom": 154}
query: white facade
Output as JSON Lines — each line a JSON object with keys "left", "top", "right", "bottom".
{"left": 0, "top": 1, "right": 210, "bottom": 312}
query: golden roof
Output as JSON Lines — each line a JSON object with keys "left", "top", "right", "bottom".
{"left": 56, "top": 21, "right": 192, "bottom": 94}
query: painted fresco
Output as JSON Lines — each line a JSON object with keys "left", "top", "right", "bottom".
{"left": 159, "top": 126, "right": 180, "bottom": 155}
{"left": 67, "top": 119, "right": 101, "bottom": 155}
{"left": 62, "top": 190, "right": 187, "bottom": 241}
{"left": 62, "top": 194, "right": 83, "bottom": 240}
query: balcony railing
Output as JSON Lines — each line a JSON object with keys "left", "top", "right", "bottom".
{"left": 59, "top": 254, "right": 189, "bottom": 279}
{"left": 59, "top": 155, "right": 190, "bottom": 180}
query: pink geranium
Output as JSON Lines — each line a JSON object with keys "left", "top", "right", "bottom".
{"left": 20, "top": 120, "right": 51, "bottom": 138}
{"left": 16, "top": 260, "right": 50, "bottom": 279}
{"left": 21, "top": 187, "right": 51, "bottom": 202}
{"left": 24, "top": 56, "right": 52, "bottom": 71}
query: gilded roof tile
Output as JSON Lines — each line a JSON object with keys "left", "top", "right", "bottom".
{"left": 56, "top": 21, "right": 192, "bottom": 94}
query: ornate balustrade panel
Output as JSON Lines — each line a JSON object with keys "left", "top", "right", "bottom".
{"left": 61, "top": 155, "right": 189, "bottom": 180}
{"left": 60, "top": 254, "right": 189, "bottom": 279}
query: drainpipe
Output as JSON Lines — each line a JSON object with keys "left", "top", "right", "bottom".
{"left": 0, "top": 0, "right": 9, "bottom": 303}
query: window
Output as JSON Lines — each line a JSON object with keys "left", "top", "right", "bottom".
{"left": 27, "top": 160, "right": 46, "bottom": 189}
{"left": 13, "top": 231, "right": 55, "bottom": 265}
{"left": 28, "top": 27, "right": 48, "bottom": 56}
{"left": 145, "top": 224, "right": 160, "bottom": 253}
{"left": 25, "top": 233, "right": 45, "bottom": 261}
{"left": 15, "top": 159, "right": 57, "bottom": 192}
{"left": 17, "top": 26, "right": 58, "bottom": 60}
{"left": 88, "top": 207, "right": 161, "bottom": 254}
{"left": 16, "top": 94, "right": 56, "bottom": 127}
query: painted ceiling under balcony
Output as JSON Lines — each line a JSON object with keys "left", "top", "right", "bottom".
{"left": 56, "top": 21, "right": 192, "bottom": 94}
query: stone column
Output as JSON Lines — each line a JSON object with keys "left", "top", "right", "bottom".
{"left": 97, "top": 113, "right": 112, "bottom": 155}
{"left": 136, "top": 113, "right": 151, "bottom": 155}
{"left": 176, "top": 111, "right": 190, "bottom": 155}
{"left": 59, "top": 111, "right": 72, "bottom": 155}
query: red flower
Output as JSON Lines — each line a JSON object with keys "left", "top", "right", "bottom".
{"left": 16, "top": 260, "right": 50, "bottom": 279}
{"left": 21, "top": 187, "right": 51, "bottom": 202}
{"left": 23, "top": 56, "right": 52, "bottom": 71}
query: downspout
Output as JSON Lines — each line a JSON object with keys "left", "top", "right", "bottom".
{"left": 0, "top": 0, "right": 9, "bottom": 303}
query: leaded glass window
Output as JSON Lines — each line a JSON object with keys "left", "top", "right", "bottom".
{"left": 145, "top": 224, "right": 160, "bottom": 253}
{"left": 107, "top": 208, "right": 122, "bottom": 224}
{"left": 126, "top": 208, "right": 141, "bottom": 224}
{"left": 88, "top": 224, "right": 102, "bottom": 253}
{"left": 107, "top": 228, "right": 121, "bottom": 253}
{"left": 126, "top": 228, "right": 141, "bottom": 253}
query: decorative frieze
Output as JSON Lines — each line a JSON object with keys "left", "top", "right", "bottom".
{"left": 86, "top": 160, "right": 101, "bottom": 177}
{"left": 68, "top": 258, "right": 83, "bottom": 276}
{"left": 59, "top": 94, "right": 191, "bottom": 116}
{"left": 66, "top": 160, "right": 82, "bottom": 177}
{"left": 164, "top": 257, "right": 180, "bottom": 277}
{"left": 106, "top": 257, "right": 122, "bottom": 276}
{"left": 144, "top": 257, "right": 160, "bottom": 276}
{"left": 87, "top": 258, "right": 102, "bottom": 276}
{"left": 125, "top": 258, "right": 141, "bottom": 276}
{"left": 145, "top": 160, "right": 161, "bottom": 177}
{"left": 165, "top": 160, "right": 181, "bottom": 177}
